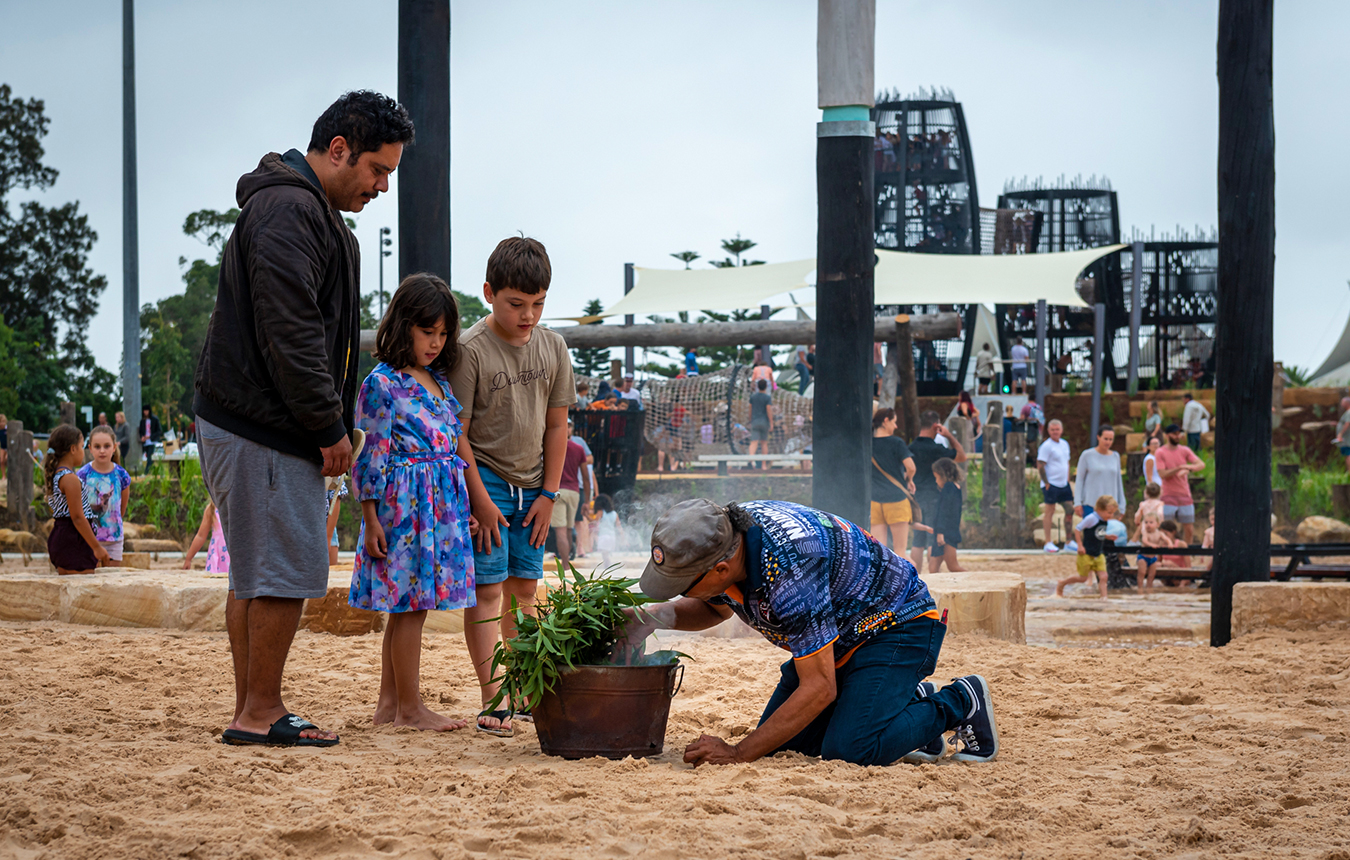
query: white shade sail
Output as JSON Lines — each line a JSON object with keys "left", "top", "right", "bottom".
{"left": 1310, "top": 310, "right": 1350, "bottom": 384}
{"left": 569, "top": 245, "right": 1126, "bottom": 320}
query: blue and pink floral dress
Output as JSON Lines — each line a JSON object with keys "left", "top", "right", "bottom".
{"left": 349, "top": 363, "right": 475, "bottom": 613}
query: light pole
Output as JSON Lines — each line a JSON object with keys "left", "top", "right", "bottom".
{"left": 379, "top": 226, "right": 393, "bottom": 318}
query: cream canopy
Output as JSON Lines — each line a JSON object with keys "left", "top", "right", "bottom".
{"left": 574, "top": 245, "right": 1125, "bottom": 321}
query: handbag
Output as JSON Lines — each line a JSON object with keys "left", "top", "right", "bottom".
{"left": 872, "top": 457, "right": 923, "bottom": 523}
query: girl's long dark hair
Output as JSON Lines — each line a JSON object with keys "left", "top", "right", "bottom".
{"left": 44, "top": 425, "right": 84, "bottom": 491}
{"left": 374, "top": 272, "right": 461, "bottom": 374}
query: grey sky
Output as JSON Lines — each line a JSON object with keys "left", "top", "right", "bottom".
{"left": 2, "top": 1, "right": 1345, "bottom": 375}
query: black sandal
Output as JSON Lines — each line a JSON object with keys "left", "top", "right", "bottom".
{"left": 476, "top": 709, "right": 513, "bottom": 737}
{"left": 221, "top": 713, "right": 339, "bottom": 747}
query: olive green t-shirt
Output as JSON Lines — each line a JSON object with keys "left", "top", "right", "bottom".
{"left": 448, "top": 318, "right": 577, "bottom": 488}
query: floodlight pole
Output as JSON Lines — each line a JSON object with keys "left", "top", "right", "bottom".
{"left": 1213, "top": 0, "right": 1274, "bottom": 646}
{"left": 121, "top": 0, "right": 142, "bottom": 471}
{"left": 398, "top": 0, "right": 451, "bottom": 280}
{"left": 812, "top": 0, "right": 875, "bottom": 526}
{"left": 759, "top": 304, "right": 771, "bottom": 369}
{"left": 1128, "top": 242, "right": 1144, "bottom": 394}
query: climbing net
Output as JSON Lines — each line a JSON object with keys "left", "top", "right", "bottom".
{"left": 580, "top": 366, "right": 815, "bottom": 466}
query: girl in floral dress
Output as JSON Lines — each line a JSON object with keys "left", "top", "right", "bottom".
{"left": 183, "top": 501, "right": 230, "bottom": 573}
{"left": 350, "top": 273, "right": 475, "bottom": 732}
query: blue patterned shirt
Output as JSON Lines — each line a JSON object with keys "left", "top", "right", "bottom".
{"left": 707, "top": 501, "right": 935, "bottom": 665}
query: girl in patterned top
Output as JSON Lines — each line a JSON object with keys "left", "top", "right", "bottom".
{"left": 44, "top": 425, "right": 110, "bottom": 574}
{"left": 351, "top": 273, "right": 476, "bottom": 732}
{"left": 76, "top": 425, "right": 132, "bottom": 565}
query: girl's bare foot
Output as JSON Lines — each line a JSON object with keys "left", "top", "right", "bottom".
{"left": 395, "top": 704, "right": 468, "bottom": 731}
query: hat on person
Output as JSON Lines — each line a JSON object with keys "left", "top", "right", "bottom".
{"left": 640, "top": 499, "right": 738, "bottom": 600}
{"left": 623, "top": 373, "right": 635, "bottom": 380}
{"left": 1165, "top": 423, "right": 1181, "bottom": 434}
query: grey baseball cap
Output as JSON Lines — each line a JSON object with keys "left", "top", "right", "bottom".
{"left": 639, "top": 499, "right": 737, "bottom": 600}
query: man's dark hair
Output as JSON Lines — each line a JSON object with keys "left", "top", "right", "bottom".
{"left": 757, "top": 379, "right": 768, "bottom": 391}
{"left": 308, "top": 90, "right": 415, "bottom": 165}
{"left": 485, "top": 236, "right": 551, "bottom": 295}
{"left": 1183, "top": 392, "right": 1193, "bottom": 401}
{"left": 374, "top": 272, "right": 461, "bottom": 374}
{"left": 920, "top": 410, "right": 941, "bottom": 428}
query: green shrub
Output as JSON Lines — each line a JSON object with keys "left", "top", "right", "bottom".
{"left": 124, "top": 459, "right": 209, "bottom": 542}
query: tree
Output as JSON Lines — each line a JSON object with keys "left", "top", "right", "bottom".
{"left": 571, "top": 298, "right": 611, "bottom": 377}
{"left": 453, "top": 289, "right": 488, "bottom": 328}
{"left": 0, "top": 313, "right": 24, "bottom": 419}
{"left": 670, "top": 250, "right": 700, "bottom": 269}
{"left": 140, "top": 308, "right": 189, "bottom": 420}
{"left": 0, "top": 84, "right": 114, "bottom": 427}
{"left": 709, "top": 233, "right": 765, "bottom": 269}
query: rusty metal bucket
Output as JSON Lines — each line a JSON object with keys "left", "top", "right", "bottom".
{"left": 533, "top": 663, "right": 684, "bottom": 759}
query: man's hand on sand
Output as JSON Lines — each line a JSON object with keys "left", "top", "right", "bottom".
{"left": 684, "top": 734, "right": 743, "bottom": 766}
{"left": 320, "top": 435, "right": 353, "bottom": 477}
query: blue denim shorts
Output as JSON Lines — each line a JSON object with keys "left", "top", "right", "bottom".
{"left": 473, "top": 465, "right": 545, "bottom": 585}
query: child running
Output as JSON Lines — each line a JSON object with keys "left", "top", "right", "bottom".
{"left": 1135, "top": 512, "right": 1171, "bottom": 591}
{"left": 1056, "top": 495, "right": 1119, "bottom": 598}
{"left": 448, "top": 237, "right": 576, "bottom": 736}
{"left": 183, "top": 501, "right": 231, "bottom": 573}
{"left": 77, "top": 424, "right": 132, "bottom": 566}
{"left": 351, "top": 273, "right": 476, "bottom": 732}
{"left": 929, "top": 457, "right": 964, "bottom": 572}
{"left": 44, "top": 425, "right": 110, "bottom": 574}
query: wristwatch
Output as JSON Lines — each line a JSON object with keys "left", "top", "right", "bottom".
{"left": 540, "top": 489, "right": 558, "bottom": 501}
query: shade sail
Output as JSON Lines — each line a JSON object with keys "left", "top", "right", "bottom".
{"left": 1310, "top": 309, "right": 1350, "bottom": 384}
{"left": 569, "top": 245, "right": 1125, "bottom": 319}
{"left": 874, "top": 245, "right": 1125, "bottom": 308}
{"left": 598, "top": 259, "right": 816, "bottom": 319}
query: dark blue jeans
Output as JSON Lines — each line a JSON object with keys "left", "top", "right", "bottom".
{"left": 758, "top": 617, "right": 970, "bottom": 766}
{"left": 795, "top": 362, "right": 811, "bottom": 395}
{"left": 1187, "top": 431, "right": 1201, "bottom": 450}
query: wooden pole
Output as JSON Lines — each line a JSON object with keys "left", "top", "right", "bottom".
{"left": 1128, "top": 242, "right": 1144, "bottom": 394}
{"left": 982, "top": 401, "right": 1003, "bottom": 529}
{"left": 812, "top": 0, "right": 875, "bottom": 526}
{"left": 398, "top": 0, "right": 451, "bottom": 281}
{"left": 896, "top": 315, "right": 919, "bottom": 441}
{"left": 1034, "top": 299, "right": 1047, "bottom": 401}
{"left": 1090, "top": 302, "right": 1105, "bottom": 435}
{"left": 1005, "top": 430, "right": 1026, "bottom": 545}
{"left": 879, "top": 332, "right": 899, "bottom": 407}
{"left": 624, "top": 263, "right": 635, "bottom": 375}
{"left": 1212, "top": 0, "right": 1274, "bottom": 647}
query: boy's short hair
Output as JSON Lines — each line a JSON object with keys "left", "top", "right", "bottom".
{"left": 1094, "top": 495, "right": 1118, "bottom": 512}
{"left": 1145, "top": 483, "right": 1162, "bottom": 499}
{"left": 919, "top": 410, "right": 941, "bottom": 428}
{"left": 485, "top": 236, "right": 551, "bottom": 295}
{"left": 577, "top": 382, "right": 589, "bottom": 393}
{"left": 1143, "top": 510, "right": 1160, "bottom": 522}
{"left": 1159, "top": 520, "right": 1179, "bottom": 535}
{"left": 756, "top": 379, "right": 768, "bottom": 391}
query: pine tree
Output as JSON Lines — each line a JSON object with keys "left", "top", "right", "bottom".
{"left": 572, "top": 298, "right": 611, "bottom": 377}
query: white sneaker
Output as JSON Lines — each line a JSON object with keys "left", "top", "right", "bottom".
{"left": 1043, "top": 542, "right": 1059, "bottom": 553}
{"left": 1062, "top": 540, "right": 1079, "bottom": 552}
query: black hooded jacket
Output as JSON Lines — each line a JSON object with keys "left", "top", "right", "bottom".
{"left": 194, "top": 150, "right": 361, "bottom": 463}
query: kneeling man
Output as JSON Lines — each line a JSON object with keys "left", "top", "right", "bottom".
{"left": 631, "top": 499, "right": 998, "bottom": 767}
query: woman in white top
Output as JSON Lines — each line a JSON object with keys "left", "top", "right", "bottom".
{"left": 1142, "top": 435, "right": 1161, "bottom": 488}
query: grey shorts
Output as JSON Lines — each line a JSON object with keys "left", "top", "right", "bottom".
{"left": 750, "top": 422, "right": 770, "bottom": 442}
{"left": 1163, "top": 503, "right": 1195, "bottom": 524}
{"left": 197, "top": 416, "right": 329, "bottom": 600}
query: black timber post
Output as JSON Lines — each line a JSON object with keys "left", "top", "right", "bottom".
{"left": 813, "top": 0, "right": 875, "bottom": 527}
{"left": 398, "top": 0, "right": 451, "bottom": 280}
{"left": 122, "top": 0, "right": 142, "bottom": 471}
{"left": 1212, "top": 0, "right": 1274, "bottom": 647}
{"left": 624, "top": 263, "right": 635, "bottom": 375}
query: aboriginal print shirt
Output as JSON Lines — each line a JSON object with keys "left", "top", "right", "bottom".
{"left": 706, "top": 500, "right": 935, "bottom": 665}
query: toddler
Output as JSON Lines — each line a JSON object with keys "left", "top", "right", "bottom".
{"left": 1201, "top": 508, "right": 1215, "bottom": 572}
{"left": 1133, "top": 483, "right": 1164, "bottom": 535}
{"left": 1135, "top": 512, "right": 1171, "bottom": 591}
{"left": 1055, "top": 495, "right": 1118, "bottom": 598}
{"left": 77, "top": 424, "right": 132, "bottom": 565}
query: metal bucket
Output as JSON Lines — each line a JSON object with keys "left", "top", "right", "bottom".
{"left": 534, "top": 663, "right": 684, "bottom": 759}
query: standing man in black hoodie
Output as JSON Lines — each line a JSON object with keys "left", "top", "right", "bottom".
{"left": 195, "top": 91, "right": 414, "bottom": 747}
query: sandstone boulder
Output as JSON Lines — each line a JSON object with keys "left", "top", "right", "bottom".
{"left": 1295, "top": 516, "right": 1350, "bottom": 544}
{"left": 1233, "top": 582, "right": 1350, "bottom": 637}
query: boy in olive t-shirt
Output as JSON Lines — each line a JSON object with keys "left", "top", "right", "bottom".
{"left": 447, "top": 236, "right": 576, "bottom": 735}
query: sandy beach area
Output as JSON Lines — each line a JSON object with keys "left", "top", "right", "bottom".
{"left": 1, "top": 553, "right": 1348, "bottom": 859}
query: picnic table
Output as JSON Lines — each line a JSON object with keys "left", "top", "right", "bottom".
{"left": 697, "top": 453, "right": 812, "bottom": 476}
{"left": 1104, "top": 543, "right": 1350, "bottom": 585}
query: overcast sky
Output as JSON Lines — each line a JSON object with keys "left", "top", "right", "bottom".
{"left": 3, "top": 0, "right": 1346, "bottom": 376}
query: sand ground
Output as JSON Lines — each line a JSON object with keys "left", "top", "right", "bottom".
{"left": 2, "top": 554, "right": 1349, "bottom": 859}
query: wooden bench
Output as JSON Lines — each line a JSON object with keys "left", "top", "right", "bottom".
{"left": 696, "top": 453, "right": 812, "bottom": 476}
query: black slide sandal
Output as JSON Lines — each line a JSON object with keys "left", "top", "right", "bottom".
{"left": 476, "top": 709, "right": 514, "bottom": 737}
{"left": 221, "top": 713, "right": 339, "bottom": 747}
